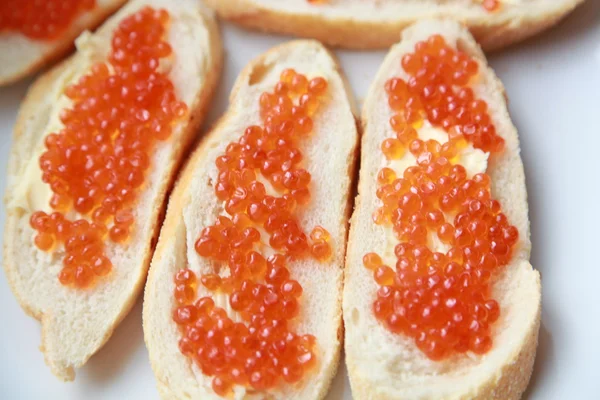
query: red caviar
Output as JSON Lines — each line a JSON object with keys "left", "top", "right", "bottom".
{"left": 482, "top": 0, "right": 501, "bottom": 12}
{"left": 173, "top": 69, "right": 333, "bottom": 396}
{"left": 30, "top": 7, "right": 187, "bottom": 288}
{"left": 0, "top": 0, "right": 96, "bottom": 40}
{"left": 392, "top": 35, "right": 504, "bottom": 153}
{"left": 365, "top": 34, "right": 518, "bottom": 360}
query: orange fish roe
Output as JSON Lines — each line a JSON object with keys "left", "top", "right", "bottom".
{"left": 0, "top": 0, "right": 96, "bottom": 40}
{"left": 482, "top": 0, "right": 501, "bottom": 12}
{"left": 365, "top": 34, "right": 518, "bottom": 360}
{"left": 30, "top": 7, "right": 187, "bottom": 289}
{"left": 392, "top": 35, "right": 504, "bottom": 153}
{"left": 173, "top": 69, "right": 333, "bottom": 396}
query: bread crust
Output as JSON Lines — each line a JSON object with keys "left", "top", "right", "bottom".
{"left": 204, "top": 0, "right": 584, "bottom": 51}
{"left": 0, "top": 0, "right": 127, "bottom": 86}
{"left": 2, "top": 0, "right": 222, "bottom": 381}
{"left": 343, "top": 19, "right": 542, "bottom": 400}
{"left": 143, "top": 40, "right": 359, "bottom": 400}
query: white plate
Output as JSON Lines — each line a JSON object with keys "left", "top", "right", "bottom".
{"left": 1, "top": 2, "right": 599, "bottom": 399}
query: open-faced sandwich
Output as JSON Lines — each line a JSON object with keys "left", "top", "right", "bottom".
{"left": 3, "top": 0, "right": 222, "bottom": 380}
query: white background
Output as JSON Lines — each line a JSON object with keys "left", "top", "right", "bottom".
{"left": 1, "top": 2, "right": 599, "bottom": 399}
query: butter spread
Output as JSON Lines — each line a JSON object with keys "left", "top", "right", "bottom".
{"left": 381, "top": 121, "right": 489, "bottom": 266}
{"left": 9, "top": 32, "right": 104, "bottom": 214}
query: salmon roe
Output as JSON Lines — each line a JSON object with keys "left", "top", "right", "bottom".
{"left": 392, "top": 35, "right": 504, "bottom": 153}
{"left": 173, "top": 70, "right": 333, "bottom": 396}
{"left": 482, "top": 0, "right": 501, "bottom": 12}
{"left": 365, "top": 34, "right": 518, "bottom": 360}
{"left": 0, "top": 0, "right": 96, "bottom": 40}
{"left": 30, "top": 7, "right": 187, "bottom": 289}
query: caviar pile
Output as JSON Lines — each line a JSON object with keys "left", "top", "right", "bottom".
{"left": 173, "top": 70, "right": 332, "bottom": 396}
{"left": 0, "top": 0, "right": 95, "bottom": 40}
{"left": 30, "top": 7, "right": 186, "bottom": 288}
{"left": 365, "top": 34, "right": 518, "bottom": 360}
{"left": 391, "top": 34, "right": 504, "bottom": 153}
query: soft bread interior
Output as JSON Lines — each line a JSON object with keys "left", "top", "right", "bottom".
{"left": 343, "top": 20, "right": 541, "bottom": 399}
{"left": 205, "top": 0, "right": 583, "bottom": 50}
{"left": 3, "top": 0, "right": 220, "bottom": 381}
{"left": 0, "top": 0, "right": 126, "bottom": 86}
{"left": 143, "top": 41, "right": 358, "bottom": 400}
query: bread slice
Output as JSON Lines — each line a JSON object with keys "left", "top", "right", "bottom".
{"left": 0, "top": 0, "right": 128, "bottom": 86}
{"left": 143, "top": 40, "right": 359, "bottom": 399}
{"left": 204, "top": 0, "right": 583, "bottom": 51}
{"left": 2, "top": 0, "right": 222, "bottom": 381}
{"left": 343, "top": 19, "right": 541, "bottom": 399}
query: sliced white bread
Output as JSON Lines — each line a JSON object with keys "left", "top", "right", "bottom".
{"left": 204, "top": 0, "right": 583, "bottom": 51}
{"left": 143, "top": 40, "right": 359, "bottom": 399}
{"left": 0, "top": 0, "right": 128, "bottom": 86}
{"left": 2, "top": 0, "right": 222, "bottom": 381}
{"left": 343, "top": 19, "right": 541, "bottom": 399}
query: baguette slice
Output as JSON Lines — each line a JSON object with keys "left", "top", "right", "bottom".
{"left": 0, "top": 0, "right": 127, "bottom": 86}
{"left": 143, "top": 40, "right": 359, "bottom": 399}
{"left": 3, "top": 0, "right": 222, "bottom": 381}
{"left": 343, "top": 20, "right": 541, "bottom": 399}
{"left": 204, "top": 0, "right": 583, "bottom": 51}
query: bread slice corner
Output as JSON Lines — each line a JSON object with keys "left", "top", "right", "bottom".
{"left": 0, "top": 0, "right": 129, "bottom": 86}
